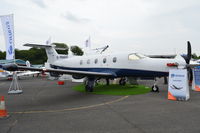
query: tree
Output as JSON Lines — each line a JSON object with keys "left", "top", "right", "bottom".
{"left": 0, "top": 50, "right": 6, "bottom": 59}
{"left": 70, "top": 46, "right": 84, "bottom": 56}
{"left": 0, "top": 43, "right": 84, "bottom": 64}
{"left": 15, "top": 48, "right": 47, "bottom": 64}
{"left": 52, "top": 43, "right": 69, "bottom": 54}
{"left": 192, "top": 53, "right": 200, "bottom": 59}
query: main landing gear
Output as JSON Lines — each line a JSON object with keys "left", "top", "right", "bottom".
{"left": 119, "top": 77, "right": 126, "bottom": 86}
{"left": 151, "top": 78, "right": 159, "bottom": 92}
{"left": 85, "top": 77, "right": 95, "bottom": 92}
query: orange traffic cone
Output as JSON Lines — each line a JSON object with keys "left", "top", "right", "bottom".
{"left": 0, "top": 96, "right": 8, "bottom": 118}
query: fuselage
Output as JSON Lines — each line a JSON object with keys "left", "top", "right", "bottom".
{"left": 0, "top": 69, "right": 12, "bottom": 78}
{"left": 49, "top": 52, "right": 186, "bottom": 78}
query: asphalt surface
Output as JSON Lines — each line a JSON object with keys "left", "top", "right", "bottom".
{"left": 1, "top": 77, "right": 200, "bottom": 133}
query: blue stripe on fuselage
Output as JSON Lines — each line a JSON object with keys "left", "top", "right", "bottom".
{"left": 50, "top": 64, "right": 168, "bottom": 77}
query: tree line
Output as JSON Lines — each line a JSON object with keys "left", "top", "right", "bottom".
{"left": 0, "top": 43, "right": 83, "bottom": 64}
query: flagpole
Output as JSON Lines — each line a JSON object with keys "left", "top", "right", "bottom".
{"left": 0, "top": 14, "right": 22, "bottom": 94}
{"left": 12, "top": 14, "right": 15, "bottom": 64}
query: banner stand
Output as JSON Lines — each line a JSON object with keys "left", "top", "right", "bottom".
{"left": 168, "top": 69, "right": 190, "bottom": 101}
{"left": 8, "top": 72, "right": 23, "bottom": 94}
{"left": 192, "top": 66, "right": 200, "bottom": 91}
{"left": 1, "top": 14, "right": 23, "bottom": 94}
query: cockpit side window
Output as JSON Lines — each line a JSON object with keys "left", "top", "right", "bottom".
{"left": 135, "top": 53, "right": 146, "bottom": 58}
{"left": 128, "top": 53, "right": 141, "bottom": 60}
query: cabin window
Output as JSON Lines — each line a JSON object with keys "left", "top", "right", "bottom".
{"left": 94, "top": 59, "right": 98, "bottom": 64}
{"left": 113, "top": 57, "right": 117, "bottom": 63}
{"left": 87, "top": 59, "right": 90, "bottom": 64}
{"left": 80, "top": 60, "right": 83, "bottom": 65}
{"left": 103, "top": 58, "right": 106, "bottom": 63}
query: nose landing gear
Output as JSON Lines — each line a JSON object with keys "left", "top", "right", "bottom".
{"left": 119, "top": 77, "right": 126, "bottom": 86}
{"left": 151, "top": 78, "right": 159, "bottom": 92}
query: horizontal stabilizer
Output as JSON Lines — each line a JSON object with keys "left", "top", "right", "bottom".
{"left": 24, "top": 43, "right": 67, "bottom": 50}
{"left": 24, "top": 43, "right": 52, "bottom": 48}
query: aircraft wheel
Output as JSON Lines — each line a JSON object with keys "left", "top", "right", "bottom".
{"left": 85, "top": 84, "right": 94, "bottom": 92}
{"left": 119, "top": 79, "right": 126, "bottom": 86}
{"left": 85, "top": 85, "right": 89, "bottom": 92}
{"left": 89, "top": 86, "right": 93, "bottom": 92}
{"left": 151, "top": 85, "right": 159, "bottom": 92}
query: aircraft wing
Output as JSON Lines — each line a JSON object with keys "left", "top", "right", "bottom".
{"left": 3, "top": 64, "right": 114, "bottom": 77}
{"left": 147, "top": 54, "right": 176, "bottom": 58}
{"left": 17, "top": 71, "right": 40, "bottom": 77}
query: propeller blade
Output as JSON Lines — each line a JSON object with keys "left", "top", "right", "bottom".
{"left": 186, "top": 41, "right": 192, "bottom": 64}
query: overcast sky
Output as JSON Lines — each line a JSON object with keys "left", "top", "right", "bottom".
{"left": 0, "top": 0, "right": 200, "bottom": 55}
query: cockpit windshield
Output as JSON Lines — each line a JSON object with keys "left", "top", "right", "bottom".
{"left": 128, "top": 53, "right": 146, "bottom": 60}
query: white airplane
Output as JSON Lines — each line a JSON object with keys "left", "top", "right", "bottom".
{"left": 3, "top": 41, "right": 196, "bottom": 92}
{"left": 0, "top": 61, "right": 40, "bottom": 80}
{"left": 0, "top": 69, "right": 12, "bottom": 79}
{"left": 0, "top": 69, "right": 41, "bottom": 80}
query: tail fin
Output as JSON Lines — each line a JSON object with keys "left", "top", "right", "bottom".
{"left": 24, "top": 43, "right": 59, "bottom": 64}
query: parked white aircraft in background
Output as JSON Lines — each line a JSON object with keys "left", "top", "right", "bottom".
{"left": 0, "top": 69, "right": 12, "bottom": 79}
{"left": 3, "top": 41, "right": 197, "bottom": 92}
{"left": 0, "top": 61, "right": 40, "bottom": 80}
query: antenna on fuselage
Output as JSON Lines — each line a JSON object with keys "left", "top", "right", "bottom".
{"left": 100, "top": 45, "right": 109, "bottom": 54}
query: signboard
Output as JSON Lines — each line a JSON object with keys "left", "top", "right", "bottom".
{"left": 0, "top": 14, "right": 15, "bottom": 60}
{"left": 168, "top": 69, "right": 190, "bottom": 101}
{"left": 192, "top": 66, "right": 200, "bottom": 91}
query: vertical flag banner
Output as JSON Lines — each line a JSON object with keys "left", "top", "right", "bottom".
{"left": 85, "top": 36, "right": 91, "bottom": 48}
{"left": 168, "top": 69, "right": 190, "bottom": 101}
{"left": 46, "top": 37, "right": 51, "bottom": 45}
{"left": 0, "top": 14, "right": 15, "bottom": 60}
{"left": 84, "top": 36, "right": 91, "bottom": 56}
{"left": 192, "top": 66, "right": 200, "bottom": 91}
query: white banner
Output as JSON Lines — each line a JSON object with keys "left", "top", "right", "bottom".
{"left": 192, "top": 67, "right": 200, "bottom": 91}
{"left": 85, "top": 36, "right": 91, "bottom": 48}
{"left": 46, "top": 37, "right": 51, "bottom": 45}
{"left": 168, "top": 69, "right": 190, "bottom": 101}
{"left": 0, "top": 14, "right": 15, "bottom": 60}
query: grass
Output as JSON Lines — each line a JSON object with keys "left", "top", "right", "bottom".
{"left": 72, "top": 84, "right": 151, "bottom": 96}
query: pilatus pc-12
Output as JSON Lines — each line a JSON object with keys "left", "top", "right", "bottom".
{"left": 3, "top": 41, "right": 194, "bottom": 92}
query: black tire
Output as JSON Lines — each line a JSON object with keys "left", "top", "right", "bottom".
{"left": 85, "top": 85, "right": 94, "bottom": 92}
{"left": 151, "top": 85, "right": 159, "bottom": 92}
{"left": 119, "top": 79, "right": 126, "bottom": 86}
{"left": 89, "top": 86, "right": 93, "bottom": 92}
{"left": 85, "top": 85, "right": 89, "bottom": 92}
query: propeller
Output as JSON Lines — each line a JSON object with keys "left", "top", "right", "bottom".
{"left": 186, "top": 41, "right": 193, "bottom": 84}
{"left": 186, "top": 41, "right": 192, "bottom": 64}
{"left": 182, "top": 41, "right": 192, "bottom": 64}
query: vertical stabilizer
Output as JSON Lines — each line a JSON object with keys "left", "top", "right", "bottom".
{"left": 45, "top": 46, "right": 59, "bottom": 63}
{"left": 23, "top": 43, "right": 59, "bottom": 64}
